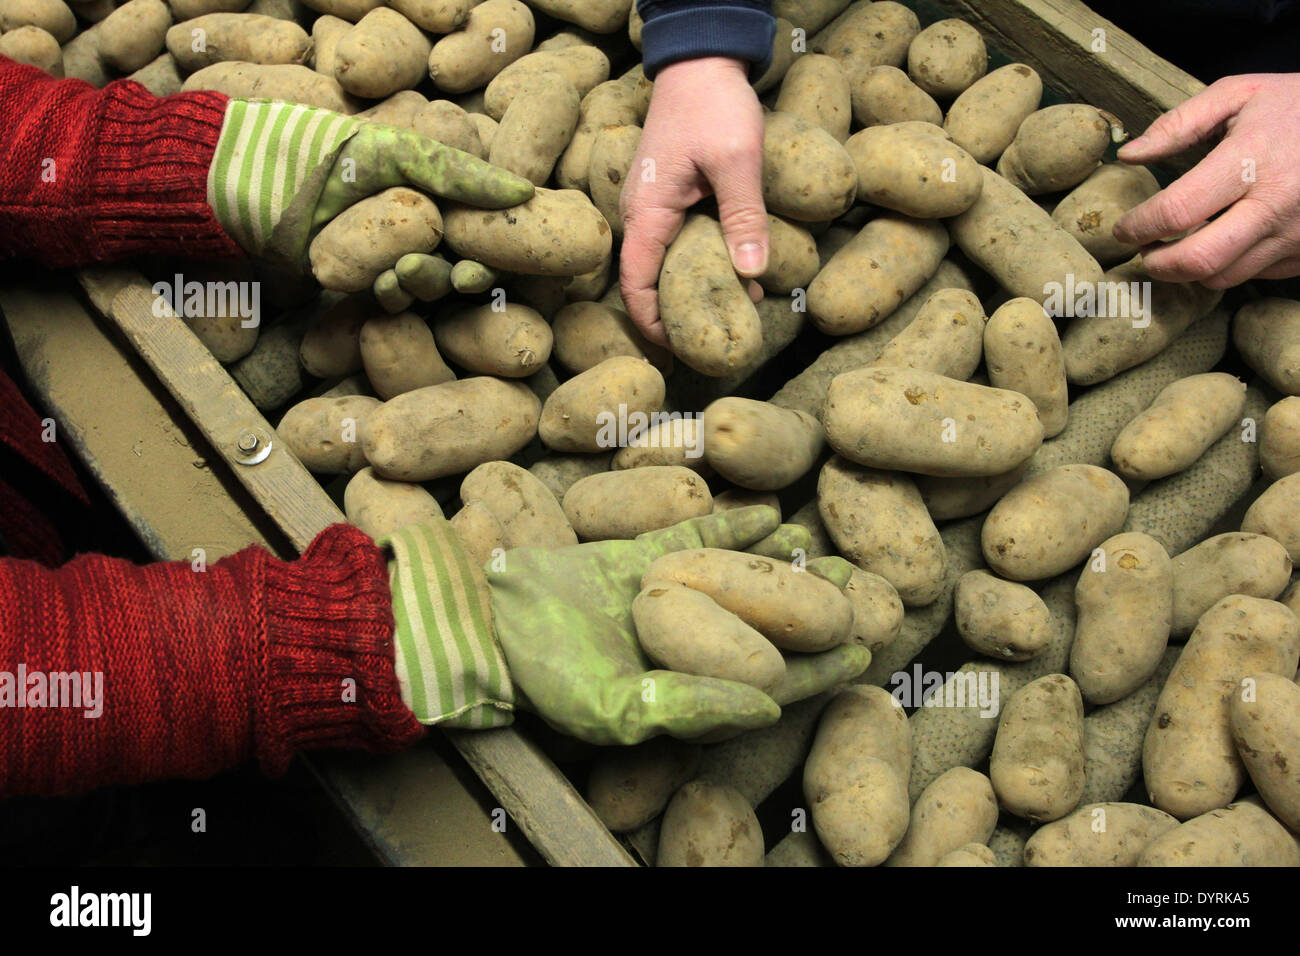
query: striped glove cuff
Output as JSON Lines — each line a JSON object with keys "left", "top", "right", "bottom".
{"left": 207, "top": 98, "right": 361, "bottom": 254}
{"left": 382, "top": 520, "right": 515, "bottom": 729}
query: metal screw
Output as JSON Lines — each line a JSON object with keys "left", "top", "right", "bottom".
{"left": 237, "top": 430, "right": 260, "bottom": 453}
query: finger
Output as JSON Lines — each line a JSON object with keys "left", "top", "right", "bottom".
{"left": 709, "top": 149, "right": 769, "bottom": 277}
{"left": 397, "top": 131, "right": 535, "bottom": 208}
{"left": 746, "top": 524, "right": 812, "bottom": 561}
{"left": 637, "top": 505, "right": 781, "bottom": 555}
{"left": 769, "top": 644, "right": 872, "bottom": 707}
{"left": 619, "top": 200, "right": 683, "bottom": 347}
{"left": 1117, "top": 76, "right": 1256, "bottom": 164}
{"left": 807, "top": 555, "right": 854, "bottom": 590}
{"left": 395, "top": 253, "right": 453, "bottom": 301}
{"left": 1255, "top": 257, "right": 1300, "bottom": 280}
{"left": 1112, "top": 138, "right": 1252, "bottom": 246}
{"left": 746, "top": 279, "right": 764, "bottom": 304}
{"left": 1200, "top": 234, "right": 1294, "bottom": 289}
{"left": 627, "top": 671, "right": 780, "bottom": 743}
{"left": 1136, "top": 197, "right": 1275, "bottom": 282}
{"left": 373, "top": 268, "right": 413, "bottom": 313}
{"left": 450, "top": 258, "right": 499, "bottom": 293}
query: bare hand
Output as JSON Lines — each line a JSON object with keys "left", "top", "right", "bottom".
{"left": 1113, "top": 73, "right": 1300, "bottom": 288}
{"left": 619, "top": 56, "right": 769, "bottom": 344}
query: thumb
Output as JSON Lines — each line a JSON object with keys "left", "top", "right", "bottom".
{"left": 636, "top": 505, "right": 781, "bottom": 556}
{"left": 709, "top": 152, "right": 770, "bottom": 277}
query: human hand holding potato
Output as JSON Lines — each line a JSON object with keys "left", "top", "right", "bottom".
{"left": 485, "top": 506, "right": 871, "bottom": 745}
{"left": 1113, "top": 72, "right": 1300, "bottom": 288}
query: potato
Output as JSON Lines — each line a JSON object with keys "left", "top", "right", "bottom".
{"left": 0, "top": 0, "right": 74, "bottom": 41}
{"left": 555, "top": 80, "right": 645, "bottom": 191}
{"left": 358, "top": 311, "right": 454, "bottom": 400}
{"left": 808, "top": 214, "right": 949, "bottom": 335}
{"left": 700, "top": 398, "right": 823, "bottom": 491}
{"left": 633, "top": 584, "right": 786, "bottom": 693}
{"left": 332, "top": 8, "right": 431, "bottom": 98}
{"left": 1170, "top": 533, "right": 1292, "bottom": 637}
{"left": 1070, "top": 532, "right": 1172, "bottom": 705}
{"left": 1261, "top": 396, "right": 1300, "bottom": 480}
{"left": 586, "top": 124, "right": 641, "bottom": 237}
{"left": 459, "top": 460, "right": 576, "bottom": 550}
{"left": 182, "top": 62, "right": 359, "bottom": 112}
{"left": 983, "top": 298, "right": 1068, "bottom": 439}
{"left": 524, "top": 0, "right": 628, "bottom": 34}
{"left": 845, "top": 123, "right": 982, "bottom": 217}
{"left": 387, "top": 0, "right": 470, "bottom": 33}
{"left": 870, "top": 288, "right": 985, "bottom": 379}
{"left": 165, "top": 13, "right": 310, "bottom": 72}
{"left": 752, "top": 16, "right": 800, "bottom": 95}
{"left": 490, "top": 79, "right": 583, "bottom": 185}
{"left": 935, "top": 843, "right": 996, "bottom": 866}
{"left": 916, "top": 462, "right": 1029, "bottom": 521}
{"left": 991, "top": 674, "right": 1086, "bottom": 823}
{"left": 886, "top": 767, "right": 997, "bottom": 867}
{"left": 1051, "top": 163, "right": 1161, "bottom": 265}
{"left": 907, "top": 18, "right": 985, "bottom": 98}
{"left": 539, "top": 355, "right": 664, "bottom": 453}
{"left": 410, "top": 100, "right": 485, "bottom": 158}
{"left": 1138, "top": 799, "right": 1300, "bottom": 866}
{"left": 804, "top": 685, "right": 912, "bottom": 866}
{"left": 449, "top": 500, "right": 506, "bottom": 567}
{"left": 313, "top": 189, "right": 442, "bottom": 293}
{"left": 586, "top": 738, "right": 700, "bottom": 833}
{"left": 643, "top": 546, "right": 853, "bottom": 652}
{"left": 1109, "top": 373, "right": 1246, "bottom": 481}
{"left": 820, "top": 1, "right": 918, "bottom": 78}
{"left": 775, "top": 54, "right": 851, "bottom": 142}
{"left": 362, "top": 377, "right": 540, "bottom": 481}
{"left": 442, "top": 188, "right": 611, "bottom": 278}
{"left": 343, "top": 466, "right": 443, "bottom": 538}
{"left": 774, "top": 0, "right": 849, "bottom": 33}
{"left": 846, "top": 65, "right": 942, "bottom": 127}
{"left": 949, "top": 167, "right": 1104, "bottom": 305}
{"left": 610, "top": 416, "right": 706, "bottom": 472}
{"left": 761, "top": 112, "right": 858, "bottom": 223}
{"left": 434, "top": 302, "right": 552, "bottom": 379}
{"left": 824, "top": 366, "right": 1042, "bottom": 478}
{"left": 551, "top": 302, "right": 671, "bottom": 373}
{"left": 483, "top": 46, "right": 610, "bottom": 119}
{"left": 563, "top": 466, "right": 711, "bottom": 540}
{"left": 944, "top": 63, "right": 1043, "bottom": 164}
{"left": 299, "top": 0, "right": 379, "bottom": 20}
{"left": 1232, "top": 297, "right": 1300, "bottom": 395}
{"left": 0, "top": 24, "right": 62, "bottom": 73}
{"left": 759, "top": 216, "right": 820, "bottom": 294}
{"left": 998, "top": 104, "right": 1114, "bottom": 195}
{"left": 426, "top": 0, "right": 534, "bottom": 94}
{"left": 1143, "top": 595, "right": 1300, "bottom": 819}
{"left": 954, "top": 570, "right": 1052, "bottom": 662}
{"left": 1060, "top": 258, "right": 1223, "bottom": 386}
{"left": 98, "top": 0, "right": 171, "bottom": 73}
{"left": 1024, "top": 803, "right": 1178, "bottom": 867}
{"left": 1242, "top": 472, "right": 1300, "bottom": 562}
{"left": 230, "top": 313, "right": 310, "bottom": 410}
{"left": 1230, "top": 673, "right": 1300, "bottom": 831}
{"left": 528, "top": 452, "right": 612, "bottom": 503}
{"left": 658, "top": 215, "right": 762, "bottom": 377}
{"left": 128, "top": 52, "right": 184, "bottom": 95}
{"left": 468, "top": 112, "right": 498, "bottom": 153}
{"left": 657, "top": 781, "right": 763, "bottom": 867}
{"left": 844, "top": 567, "right": 904, "bottom": 653}
{"left": 982, "top": 464, "right": 1129, "bottom": 581}
{"left": 278, "top": 394, "right": 378, "bottom": 473}
{"left": 310, "top": 14, "right": 350, "bottom": 77}
{"left": 60, "top": 23, "right": 110, "bottom": 86}
{"left": 818, "top": 457, "right": 947, "bottom": 607}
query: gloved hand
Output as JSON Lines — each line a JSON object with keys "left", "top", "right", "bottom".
{"left": 485, "top": 506, "right": 872, "bottom": 745}
{"left": 205, "top": 99, "right": 533, "bottom": 290}
{"left": 381, "top": 508, "right": 871, "bottom": 743}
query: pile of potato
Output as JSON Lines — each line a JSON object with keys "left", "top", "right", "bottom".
{"left": 11, "top": 0, "right": 1300, "bottom": 867}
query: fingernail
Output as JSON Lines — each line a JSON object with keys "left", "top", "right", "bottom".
{"left": 733, "top": 242, "right": 767, "bottom": 275}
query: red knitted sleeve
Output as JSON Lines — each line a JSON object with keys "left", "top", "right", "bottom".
{"left": 0, "top": 56, "right": 245, "bottom": 266}
{"left": 0, "top": 523, "right": 423, "bottom": 798}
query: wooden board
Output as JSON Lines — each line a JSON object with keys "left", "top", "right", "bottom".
{"left": 94, "top": 272, "right": 635, "bottom": 868}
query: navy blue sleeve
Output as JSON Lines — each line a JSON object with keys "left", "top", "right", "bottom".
{"left": 638, "top": 0, "right": 777, "bottom": 81}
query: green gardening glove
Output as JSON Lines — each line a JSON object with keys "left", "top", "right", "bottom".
{"left": 206, "top": 99, "right": 533, "bottom": 282}
{"left": 485, "top": 506, "right": 873, "bottom": 746}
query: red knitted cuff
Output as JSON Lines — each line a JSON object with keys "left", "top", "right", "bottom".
{"left": 255, "top": 524, "right": 425, "bottom": 775}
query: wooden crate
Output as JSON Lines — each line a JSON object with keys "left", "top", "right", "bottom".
{"left": 2, "top": 0, "right": 1202, "bottom": 866}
